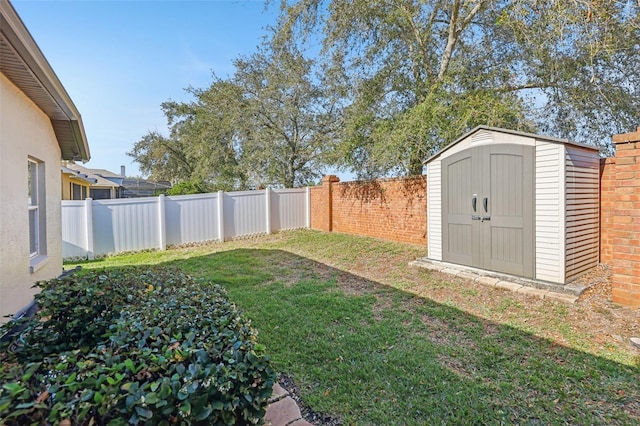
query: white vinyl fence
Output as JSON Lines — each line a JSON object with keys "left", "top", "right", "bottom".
{"left": 62, "top": 188, "right": 310, "bottom": 259}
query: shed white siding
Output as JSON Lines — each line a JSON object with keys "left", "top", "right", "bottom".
{"left": 534, "top": 141, "right": 564, "bottom": 282}
{"left": 427, "top": 160, "right": 442, "bottom": 260}
{"left": 425, "top": 126, "right": 600, "bottom": 286}
{"left": 565, "top": 146, "right": 600, "bottom": 282}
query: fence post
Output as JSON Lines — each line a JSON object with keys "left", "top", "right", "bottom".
{"left": 265, "top": 187, "right": 272, "bottom": 234}
{"left": 217, "top": 190, "right": 224, "bottom": 242}
{"left": 85, "top": 198, "right": 94, "bottom": 260}
{"left": 158, "top": 194, "right": 166, "bottom": 250}
{"left": 306, "top": 186, "right": 311, "bottom": 229}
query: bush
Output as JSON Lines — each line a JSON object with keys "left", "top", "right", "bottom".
{"left": 0, "top": 267, "right": 276, "bottom": 425}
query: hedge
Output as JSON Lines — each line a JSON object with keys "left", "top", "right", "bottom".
{"left": 0, "top": 267, "right": 276, "bottom": 425}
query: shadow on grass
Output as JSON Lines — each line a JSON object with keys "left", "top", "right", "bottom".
{"left": 81, "top": 248, "right": 639, "bottom": 425}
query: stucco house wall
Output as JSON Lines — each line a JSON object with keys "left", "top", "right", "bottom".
{"left": 0, "top": 0, "right": 90, "bottom": 322}
{"left": 0, "top": 73, "right": 63, "bottom": 318}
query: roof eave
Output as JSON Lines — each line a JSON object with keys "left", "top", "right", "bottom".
{"left": 0, "top": 1, "right": 90, "bottom": 161}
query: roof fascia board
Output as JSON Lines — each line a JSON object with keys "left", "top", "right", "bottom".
{"left": 0, "top": 1, "right": 90, "bottom": 160}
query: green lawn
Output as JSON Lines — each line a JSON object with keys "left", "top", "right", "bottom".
{"left": 67, "top": 230, "right": 640, "bottom": 425}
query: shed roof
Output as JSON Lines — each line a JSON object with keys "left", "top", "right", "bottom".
{"left": 424, "top": 126, "right": 599, "bottom": 165}
{"left": 0, "top": 0, "right": 89, "bottom": 161}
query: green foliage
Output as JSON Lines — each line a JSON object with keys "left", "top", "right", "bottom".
{"left": 127, "top": 131, "right": 193, "bottom": 185}
{"left": 130, "top": 37, "right": 338, "bottom": 189}
{"left": 167, "top": 180, "right": 211, "bottom": 196}
{"left": 275, "top": 0, "right": 640, "bottom": 175}
{"left": 63, "top": 231, "right": 640, "bottom": 424}
{"left": 0, "top": 267, "right": 275, "bottom": 425}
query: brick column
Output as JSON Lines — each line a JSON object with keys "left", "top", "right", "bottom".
{"left": 309, "top": 175, "right": 340, "bottom": 232}
{"left": 610, "top": 127, "right": 640, "bottom": 307}
{"left": 599, "top": 157, "right": 616, "bottom": 265}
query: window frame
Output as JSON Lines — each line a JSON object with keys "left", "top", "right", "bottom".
{"left": 27, "top": 157, "right": 47, "bottom": 272}
{"left": 27, "top": 159, "right": 39, "bottom": 258}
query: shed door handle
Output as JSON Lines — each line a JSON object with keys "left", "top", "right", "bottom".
{"left": 483, "top": 197, "right": 488, "bottom": 213}
{"left": 472, "top": 196, "right": 477, "bottom": 212}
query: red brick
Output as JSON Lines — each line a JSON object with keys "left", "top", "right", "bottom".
{"left": 311, "top": 175, "right": 427, "bottom": 246}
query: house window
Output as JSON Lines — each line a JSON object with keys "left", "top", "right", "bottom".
{"left": 72, "top": 183, "right": 82, "bottom": 200}
{"left": 28, "top": 158, "right": 47, "bottom": 270}
{"left": 28, "top": 160, "right": 39, "bottom": 256}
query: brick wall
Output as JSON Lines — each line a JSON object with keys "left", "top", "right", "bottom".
{"left": 600, "top": 127, "right": 640, "bottom": 308}
{"left": 309, "top": 175, "right": 426, "bottom": 245}
{"left": 599, "top": 157, "right": 616, "bottom": 265}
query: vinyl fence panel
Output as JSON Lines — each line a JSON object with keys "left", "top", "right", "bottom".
{"left": 62, "top": 188, "right": 310, "bottom": 259}
{"left": 92, "top": 197, "right": 161, "bottom": 256}
{"left": 223, "top": 191, "right": 268, "bottom": 240}
{"left": 271, "top": 188, "right": 308, "bottom": 231}
{"left": 61, "top": 200, "right": 89, "bottom": 259}
{"left": 165, "top": 193, "right": 220, "bottom": 246}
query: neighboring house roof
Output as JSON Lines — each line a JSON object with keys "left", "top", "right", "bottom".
{"left": 65, "top": 163, "right": 120, "bottom": 189}
{"left": 0, "top": 1, "right": 89, "bottom": 161}
{"left": 61, "top": 166, "right": 97, "bottom": 185}
{"left": 87, "top": 168, "right": 125, "bottom": 186}
{"left": 89, "top": 168, "right": 122, "bottom": 179}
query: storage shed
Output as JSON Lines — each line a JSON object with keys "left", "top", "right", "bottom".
{"left": 426, "top": 126, "right": 600, "bottom": 285}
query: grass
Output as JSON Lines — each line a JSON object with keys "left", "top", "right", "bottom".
{"left": 66, "top": 230, "right": 640, "bottom": 425}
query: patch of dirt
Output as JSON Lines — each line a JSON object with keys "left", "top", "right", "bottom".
{"left": 335, "top": 272, "right": 375, "bottom": 296}
{"left": 278, "top": 373, "right": 343, "bottom": 426}
{"left": 436, "top": 354, "right": 475, "bottom": 379}
{"left": 577, "top": 264, "right": 613, "bottom": 303}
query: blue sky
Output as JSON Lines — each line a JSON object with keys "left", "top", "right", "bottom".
{"left": 12, "top": 0, "right": 281, "bottom": 177}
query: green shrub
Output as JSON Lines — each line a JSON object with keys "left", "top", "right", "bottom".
{"left": 0, "top": 267, "right": 275, "bottom": 425}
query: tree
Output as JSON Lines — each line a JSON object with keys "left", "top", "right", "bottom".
{"left": 129, "top": 39, "right": 339, "bottom": 188}
{"left": 272, "top": 0, "right": 640, "bottom": 176}
{"left": 127, "top": 130, "right": 192, "bottom": 185}
{"left": 129, "top": 80, "right": 247, "bottom": 191}
{"left": 232, "top": 41, "right": 339, "bottom": 188}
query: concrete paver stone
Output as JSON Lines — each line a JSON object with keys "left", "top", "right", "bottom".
{"left": 475, "top": 276, "right": 500, "bottom": 287}
{"left": 516, "top": 287, "right": 548, "bottom": 299}
{"left": 544, "top": 292, "right": 579, "bottom": 304}
{"left": 495, "top": 281, "right": 523, "bottom": 292}
{"left": 269, "top": 383, "right": 289, "bottom": 403}
{"left": 456, "top": 271, "right": 480, "bottom": 280}
{"left": 289, "top": 419, "right": 315, "bottom": 426}
{"left": 264, "top": 396, "right": 302, "bottom": 426}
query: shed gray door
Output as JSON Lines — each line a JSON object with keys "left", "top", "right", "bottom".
{"left": 442, "top": 144, "right": 534, "bottom": 278}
